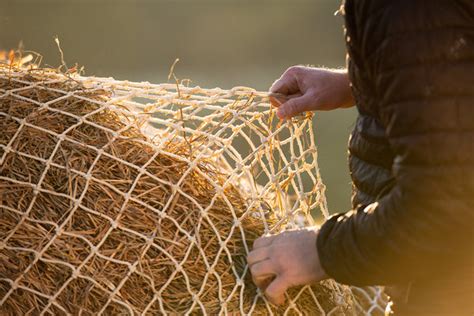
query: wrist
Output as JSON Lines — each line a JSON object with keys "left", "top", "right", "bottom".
{"left": 313, "top": 230, "right": 329, "bottom": 281}
{"left": 302, "top": 228, "right": 329, "bottom": 283}
{"left": 313, "top": 229, "right": 329, "bottom": 281}
{"left": 333, "top": 70, "right": 355, "bottom": 109}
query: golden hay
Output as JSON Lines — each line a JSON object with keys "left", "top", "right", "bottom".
{"left": 0, "top": 63, "right": 346, "bottom": 315}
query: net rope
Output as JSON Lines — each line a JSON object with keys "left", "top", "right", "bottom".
{"left": 0, "top": 63, "right": 388, "bottom": 315}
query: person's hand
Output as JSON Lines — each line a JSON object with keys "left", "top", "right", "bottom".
{"left": 247, "top": 227, "right": 328, "bottom": 305}
{"left": 270, "top": 66, "right": 354, "bottom": 119}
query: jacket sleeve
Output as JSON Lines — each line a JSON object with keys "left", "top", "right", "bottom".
{"left": 316, "top": 1, "right": 474, "bottom": 286}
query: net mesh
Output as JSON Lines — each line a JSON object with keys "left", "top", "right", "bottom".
{"left": 0, "top": 59, "right": 388, "bottom": 315}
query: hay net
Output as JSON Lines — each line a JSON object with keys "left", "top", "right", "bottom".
{"left": 0, "top": 58, "right": 388, "bottom": 315}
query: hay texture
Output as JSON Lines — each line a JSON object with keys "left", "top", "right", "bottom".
{"left": 0, "top": 55, "right": 386, "bottom": 315}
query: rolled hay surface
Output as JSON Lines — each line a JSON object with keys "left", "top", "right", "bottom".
{"left": 0, "top": 58, "right": 387, "bottom": 315}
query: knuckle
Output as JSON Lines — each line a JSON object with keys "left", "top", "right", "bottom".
{"left": 288, "top": 65, "right": 302, "bottom": 73}
{"left": 267, "top": 249, "right": 282, "bottom": 269}
{"left": 285, "top": 66, "right": 299, "bottom": 76}
{"left": 306, "top": 87, "right": 318, "bottom": 97}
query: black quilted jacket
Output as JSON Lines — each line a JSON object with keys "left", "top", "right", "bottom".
{"left": 316, "top": 1, "right": 474, "bottom": 315}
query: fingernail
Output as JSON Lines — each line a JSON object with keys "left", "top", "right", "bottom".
{"left": 277, "top": 108, "right": 286, "bottom": 119}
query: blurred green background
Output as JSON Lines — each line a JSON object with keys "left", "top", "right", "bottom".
{"left": 1, "top": 0, "right": 355, "bottom": 215}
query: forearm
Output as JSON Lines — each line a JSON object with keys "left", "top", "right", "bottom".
{"left": 316, "top": 178, "right": 473, "bottom": 286}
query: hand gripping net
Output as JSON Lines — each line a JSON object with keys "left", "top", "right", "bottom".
{"left": 0, "top": 61, "right": 388, "bottom": 315}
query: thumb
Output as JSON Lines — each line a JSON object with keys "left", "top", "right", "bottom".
{"left": 264, "top": 276, "right": 288, "bottom": 306}
{"left": 277, "top": 93, "right": 315, "bottom": 119}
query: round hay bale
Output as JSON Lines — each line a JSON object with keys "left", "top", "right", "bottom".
{"left": 0, "top": 64, "right": 351, "bottom": 315}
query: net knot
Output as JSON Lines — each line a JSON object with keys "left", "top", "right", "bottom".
{"left": 129, "top": 263, "right": 137, "bottom": 273}
{"left": 236, "top": 278, "right": 244, "bottom": 287}
{"left": 233, "top": 219, "right": 240, "bottom": 228}
{"left": 187, "top": 235, "right": 196, "bottom": 244}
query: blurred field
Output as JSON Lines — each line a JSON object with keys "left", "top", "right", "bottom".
{"left": 1, "top": 0, "right": 355, "bottom": 215}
